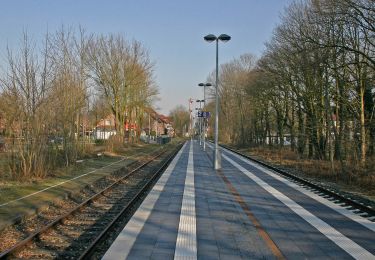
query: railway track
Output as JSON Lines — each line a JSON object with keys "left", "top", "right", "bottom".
{"left": 219, "top": 143, "right": 375, "bottom": 221}
{"left": 0, "top": 143, "right": 183, "bottom": 259}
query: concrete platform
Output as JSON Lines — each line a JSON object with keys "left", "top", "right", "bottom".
{"left": 103, "top": 140, "right": 375, "bottom": 260}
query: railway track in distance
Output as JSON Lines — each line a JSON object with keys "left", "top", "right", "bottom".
{"left": 218, "top": 143, "right": 375, "bottom": 221}
{"left": 0, "top": 142, "right": 183, "bottom": 260}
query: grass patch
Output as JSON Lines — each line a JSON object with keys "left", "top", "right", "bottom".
{"left": 0, "top": 155, "right": 120, "bottom": 205}
{"left": 0, "top": 140, "right": 182, "bottom": 230}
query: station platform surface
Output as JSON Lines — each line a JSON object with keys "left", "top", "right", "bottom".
{"left": 103, "top": 140, "right": 375, "bottom": 260}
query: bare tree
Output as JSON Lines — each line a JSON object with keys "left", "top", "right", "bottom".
{"left": 169, "top": 105, "right": 190, "bottom": 137}
{"left": 0, "top": 32, "right": 52, "bottom": 178}
{"left": 86, "top": 35, "right": 157, "bottom": 142}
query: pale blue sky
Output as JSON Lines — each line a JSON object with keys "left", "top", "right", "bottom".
{"left": 0, "top": 0, "right": 292, "bottom": 114}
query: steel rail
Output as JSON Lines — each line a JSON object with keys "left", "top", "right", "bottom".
{"left": 0, "top": 143, "right": 182, "bottom": 259}
{"left": 218, "top": 143, "right": 375, "bottom": 218}
{"left": 79, "top": 142, "right": 184, "bottom": 259}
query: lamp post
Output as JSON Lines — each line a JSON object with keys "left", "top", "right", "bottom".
{"left": 204, "top": 34, "right": 231, "bottom": 170}
{"left": 194, "top": 107, "right": 199, "bottom": 142}
{"left": 188, "top": 98, "right": 193, "bottom": 138}
{"left": 198, "top": 83, "right": 212, "bottom": 151}
{"left": 196, "top": 99, "right": 204, "bottom": 146}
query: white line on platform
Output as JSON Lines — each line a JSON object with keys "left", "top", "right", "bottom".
{"left": 0, "top": 156, "right": 126, "bottom": 208}
{"left": 102, "top": 142, "right": 186, "bottom": 260}
{"left": 206, "top": 142, "right": 375, "bottom": 233}
{"left": 222, "top": 153, "right": 375, "bottom": 260}
{"left": 174, "top": 141, "right": 197, "bottom": 260}
{"left": 224, "top": 148, "right": 375, "bottom": 233}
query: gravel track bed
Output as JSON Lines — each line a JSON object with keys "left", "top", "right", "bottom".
{"left": 0, "top": 147, "right": 174, "bottom": 259}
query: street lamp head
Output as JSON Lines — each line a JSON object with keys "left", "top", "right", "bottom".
{"left": 218, "top": 34, "right": 231, "bottom": 42}
{"left": 198, "top": 82, "right": 213, "bottom": 87}
{"left": 204, "top": 34, "right": 217, "bottom": 42}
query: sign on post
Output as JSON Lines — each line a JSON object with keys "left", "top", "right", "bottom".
{"left": 197, "top": 111, "right": 211, "bottom": 118}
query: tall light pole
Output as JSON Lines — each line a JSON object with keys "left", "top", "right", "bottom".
{"left": 188, "top": 98, "right": 193, "bottom": 138}
{"left": 204, "top": 34, "right": 231, "bottom": 170}
{"left": 196, "top": 99, "right": 204, "bottom": 146}
{"left": 198, "top": 83, "right": 212, "bottom": 151}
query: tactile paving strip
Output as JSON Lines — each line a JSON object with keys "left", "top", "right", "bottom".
{"left": 174, "top": 141, "right": 197, "bottom": 260}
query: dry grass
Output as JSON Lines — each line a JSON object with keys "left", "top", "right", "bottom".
{"left": 240, "top": 146, "right": 375, "bottom": 199}
{"left": 0, "top": 139, "right": 182, "bottom": 232}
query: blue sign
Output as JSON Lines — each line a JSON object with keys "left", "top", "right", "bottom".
{"left": 198, "top": 111, "right": 211, "bottom": 118}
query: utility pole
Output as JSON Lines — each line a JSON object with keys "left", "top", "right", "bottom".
{"left": 148, "top": 112, "right": 151, "bottom": 143}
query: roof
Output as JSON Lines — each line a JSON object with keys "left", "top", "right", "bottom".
{"left": 145, "top": 107, "right": 170, "bottom": 123}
